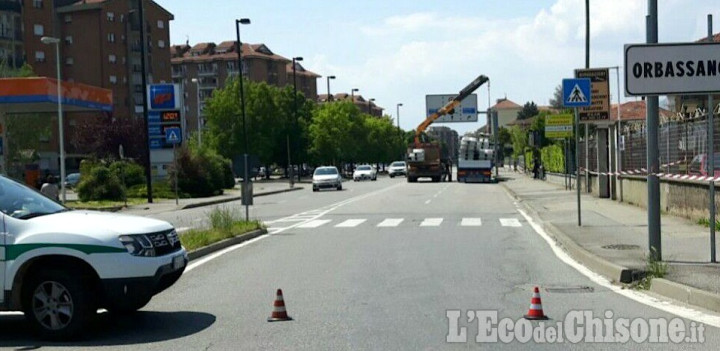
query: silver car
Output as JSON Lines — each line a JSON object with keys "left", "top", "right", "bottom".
{"left": 312, "top": 166, "right": 342, "bottom": 191}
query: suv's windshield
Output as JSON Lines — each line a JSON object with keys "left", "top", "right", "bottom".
{"left": 314, "top": 167, "right": 338, "bottom": 175}
{"left": 0, "top": 176, "right": 67, "bottom": 220}
{"left": 391, "top": 162, "right": 405, "bottom": 167}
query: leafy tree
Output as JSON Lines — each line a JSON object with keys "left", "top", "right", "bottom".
{"left": 498, "top": 127, "right": 512, "bottom": 146}
{"left": 73, "top": 115, "right": 147, "bottom": 165}
{"left": 308, "top": 101, "right": 357, "bottom": 165}
{"left": 517, "top": 101, "right": 539, "bottom": 120}
{"left": 510, "top": 125, "right": 528, "bottom": 157}
{"left": 549, "top": 84, "right": 564, "bottom": 110}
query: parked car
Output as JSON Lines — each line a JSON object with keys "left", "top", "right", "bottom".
{"left": 0, "top": 175, "right": 187, "bottom": 339}
{"left": 353, "top": 165, "right": 377, "bottom": 181}
{"left": 388, "top": 161, "right": 407, "bottom": 178}
{"left": 63, "top": 173, "right": 81, "bottom": 189}
{"left": 688, "top": 153, "right": 720, "bottom": 177}
{"left": 312, "top": 166, "right": 343, "bottom": 191}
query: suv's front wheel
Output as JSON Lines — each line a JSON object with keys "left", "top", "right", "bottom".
{"left": 23, "top": 269, "right": 96, "bottom": 340}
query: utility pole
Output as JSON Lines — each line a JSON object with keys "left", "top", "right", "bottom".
{"left": 646, "top": 0, "right": 661, "bottom": 260}
{"left": 708, "top": 14, "right": 716, "bottom": 263}
{"left": 138, "top": 0, "right": 153, "bottom": 203}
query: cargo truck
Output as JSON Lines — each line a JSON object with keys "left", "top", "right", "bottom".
{"left": 407, "top": 74, "right": 489, "bottom": 183}
{"left": 457, "top": 135, "right": 495, "bottom": 183}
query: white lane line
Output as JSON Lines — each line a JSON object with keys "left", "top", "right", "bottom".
{"left": 335, "top": 219, "right": 367, "bottom": 228}
{"left": 499, "top": 218, "right": 522, "bottom": 227}
{"left": 420, "top": 218, "right": 443, "bottom": 227}
{"left": 377, "top": 218, "right": 404, "bottom": 227}
{"left": 425, "top": 200, "right": 431, "bottom": 204}
{"left": 461, "top": 218, "right": 483, "bottom": 227}
{"left": 297, "top": 219, "right": 331, "bottom": 228}
{"left": 186, "top": 181, "right": 407, "bottom": 273}
{"left": 517, "top": 208, "right": 720, "bottom": 328}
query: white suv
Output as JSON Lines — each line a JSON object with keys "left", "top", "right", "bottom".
{"left": 0, "top": 175, "right": 187, "bottom": 339}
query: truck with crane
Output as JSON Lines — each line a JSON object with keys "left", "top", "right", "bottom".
{"left": 407, "top": 74, "right": 490, "bottom": 183}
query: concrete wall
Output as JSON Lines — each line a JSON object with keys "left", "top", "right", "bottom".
{"left": 619, "top": 176, "right": 719, "bottom": 223}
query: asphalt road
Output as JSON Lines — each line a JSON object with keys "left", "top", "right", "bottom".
{"left": 2, "top": 176, "right": 720, "bottom": 349}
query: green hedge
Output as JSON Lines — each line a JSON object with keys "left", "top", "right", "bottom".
{"left": 540, "top": 144, "right": 565, "bottom": 173}
{"left": 76, "top": 164, "right": 125, "bottom": 201}
{"left": 169, "top": 147, "right": 235, "bottom": 197}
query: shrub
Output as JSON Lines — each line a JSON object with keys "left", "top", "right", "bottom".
{"left": 540, "top": 144, "right": 565, "bottom": 173}
{"left": 76, "top": 164, "right": 125, "bottom": 201}
{"left": 169, "top": 147, "right": 235, "bottom": 197}
{"left": 109, "top": 160, "right": 145, "bottom": 187}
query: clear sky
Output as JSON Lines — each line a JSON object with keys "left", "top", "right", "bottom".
{"left": 155, "top": 0, "right": 718, "bottom": 135}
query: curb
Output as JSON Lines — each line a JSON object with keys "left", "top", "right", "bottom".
{"left": 502, "top": 173, "right": 720, "bottom": 312}
{"left": 650, "top": 278, "right": 720, "bottom": 313}
{"left": 500, "top": 180, "right": 634, "bottom": 283}
{"left": 180, "top": 186, "right": 303, "bottom": 210}
{"left": 187, "top": 228, "right": 268, "bottom": 261}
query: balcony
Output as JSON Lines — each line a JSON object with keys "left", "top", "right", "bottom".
{"left": 197, "top": 69, "right": 217, "bottom": 77}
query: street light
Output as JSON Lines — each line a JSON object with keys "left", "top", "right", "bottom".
{"left": 235, "top": 18, "right": 251, "bottom": 221}
{"left": 368, "top": 98, "right": 375, "bottom": 115}
{"left": 191, "top": 78, "right": 202, "bottom": 147}
{"left": 289, "top": 56, "right": 303, "bottom": 186}
{"left": 351, "top": 88, "right": 358, "bottom": 103}
{"left": 326, "top": 75, "right": 335, "bottom": 101}
{"left": 41, "top": 36, "right": 66, "bottom": 203}
{"left": 397, "top": 103, "right": 404, "bottom": 159}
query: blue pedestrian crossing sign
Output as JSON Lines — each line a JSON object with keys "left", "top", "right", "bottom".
{"left": 562, "top": 78, "right": 592, "bottom": 107}
{"left": 165, "top": 127, "right": 182, "bottom": 145}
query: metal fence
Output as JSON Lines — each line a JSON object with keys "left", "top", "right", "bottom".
{"left": 578, "top": 110, "right": 719, "bottom": 176}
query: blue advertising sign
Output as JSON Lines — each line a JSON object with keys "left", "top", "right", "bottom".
{"left": 148, "top": 125, "right": 162, "bottom": 136}
{"left": 148, "top": 111, "right": 161, "bottom": 123}
{"left": 149, "top": 138, "right": 162, "bottom": 149}
{"left": 149, "top": 84, "right": 176, "bottom": 110}
{"left": 562, "top": 78, "right": 592, "bottom": 108}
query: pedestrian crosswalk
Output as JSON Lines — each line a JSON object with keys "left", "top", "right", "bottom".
{"left": 270, "top": 217, "right": 524, "bottom": 230}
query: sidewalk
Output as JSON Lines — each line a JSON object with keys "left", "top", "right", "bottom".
{"left": 500, "top": 169, "right": 720, "bottom": 311}
{"left": 119, "top": 181, "right": 302, "bottom": 216}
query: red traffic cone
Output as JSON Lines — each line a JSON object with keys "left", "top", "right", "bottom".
{"left": 524, "top": 286, "right": 549, "bottom": 320}
{"left": 268, "top": 289, "right": 293, "bottom": 322}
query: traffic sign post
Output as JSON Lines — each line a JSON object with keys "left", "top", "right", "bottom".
{"left": 563, "top": 78, "right": 591, "bottom": 227}
{"left": 165, "top": 128, "right": 182, "bottom": 205}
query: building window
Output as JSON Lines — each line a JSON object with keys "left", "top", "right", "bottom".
{"left": 157, "top": 20, "right": 164, "bottom": 29}
{"left": 33, "top": 24, "right": 43, "bottom": 36}
{"left": 64, "top": 15, "right": 72, "bottom": 23}
{"left": 109, "top": 54, "right": 117, "bottom": 63}
{"left": 34, "top": 51, "right": 45, "bottom": 62}
{"left": 158, "top": 40, "right": 165, "bottom": 48}
{"left": 109, "top": 75, "right": 117, "bottom": 84}
{"left": 107, "top": 33, "right": 115, "bottom": 43}
{"left": 33, "top": 0, "right": 43, "bottom": 9}
{"left": 65, "top": 57, "right": 73, "bottom": 65}
{"left": 107, "top": 12, "right": 115, "bottom": 22}
{"left": 65, "top": 36, "right": 73, "bottom": 45}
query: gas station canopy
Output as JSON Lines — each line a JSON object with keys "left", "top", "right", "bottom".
{"left": 0, "top": 77, "right": 113, "bottom": 114}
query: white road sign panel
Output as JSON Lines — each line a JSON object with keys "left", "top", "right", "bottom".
{"left": 426, "top": 94, "right": 478, "bottom": 123}
{"left": 624, "top": 42, "right": 720, "bottom": 96}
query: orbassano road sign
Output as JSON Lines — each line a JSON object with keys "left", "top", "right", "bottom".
{"left": 624, "top": 42, "right": 720, "bottom": 96}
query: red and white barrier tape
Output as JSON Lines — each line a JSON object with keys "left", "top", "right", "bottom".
{"left": 579, "top": 167, "right": 720, "bottom": 182}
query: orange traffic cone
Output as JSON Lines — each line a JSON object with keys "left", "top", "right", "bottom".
{"left": 268, "top": 289, "right": 293, "bottom": 322}
{"left": 524, "top": 286, "right": 549, "bottom": 320}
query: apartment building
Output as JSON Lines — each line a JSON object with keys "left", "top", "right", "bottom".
{"left": 318, "top": 93, "right": 385, "bottom": 117}
{"left": 427, "top": 126, "right": 459, "bottom": 161}
{"left": 0, "top": 0, "right": 22, "bottom": 68}
{"left": 24, "top": 0, "right": 173, "bottom": 119}
{"left": 171, "top": 41, "right": 320, "bottom": 136}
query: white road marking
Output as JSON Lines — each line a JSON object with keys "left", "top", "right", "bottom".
{"left": 377, "top": 218, "right": 404, "bottom": 227}
{"left": 499, "top": 218, "right": 522, "bottom": 227}
{"left": 517, "top": 209, "right": 720, "bottom": 328}
{"left": 424, "top": 200, "right": 431, "bottom": 204}
{"left": 420, "top": 218, "right": 443, "bottom": 227}
{"left": 186, "top": 181, "right": 407, "bottom": 273}
{"left": 335, "top": 219, "right": 367, "bottom": 227}
{"left": 297, "top": 219, "right": 332, "bottom": 228}
{"left": 461, "top": 218, "right": 483, "bottom": 226}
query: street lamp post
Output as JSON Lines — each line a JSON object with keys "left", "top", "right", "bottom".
{"left": 41, "top": 36, "right": 65, "bottom": 203}
{"left": 289, "top": 56, "right": 303, "bottom": 187}
{"left": 235, "top": 18, "right": 251, "bottom": 221}
{"left": 326, "top": 75, "right": 335, "bottom": 101}
{"left": 191, "top": 78, "right": 202, "bottom": 147}
{"left": 397, "top": 103, "right": 403, "bottom": 159}
{"left": 368, "top": 98, "right": 375, "bottom": 115}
